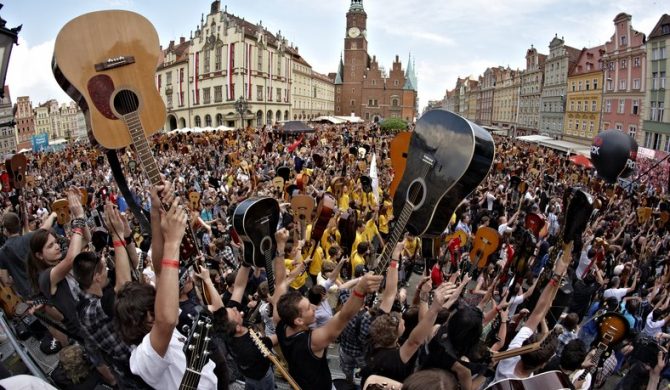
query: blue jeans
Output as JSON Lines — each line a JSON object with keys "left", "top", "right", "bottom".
{"left": 244, "top": 367, "right": 275, "bottom": 390}
{"left": 339, "top": 345, "right": 366, "bottom": 383}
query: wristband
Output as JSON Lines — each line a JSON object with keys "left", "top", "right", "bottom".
{"left": 161, "top": 259, "right": 180, "bottom": 269}
{"left": 71, "top": 228, "right": 83, "bottom": 236}
{"left": 390, "top": 260, "right": 399, "bottom": 269}
{"left": 112, "top": 240, "right": 125, "bottom": 248}
{"left": 549, "top": 278, "right": 559, "bottom": 287}
{"left": 352, "top": 289, "right": 366, "bottom": 299}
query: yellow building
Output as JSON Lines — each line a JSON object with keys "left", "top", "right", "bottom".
{"left": 563, "top": 45, "right": 604, "bottom": 144}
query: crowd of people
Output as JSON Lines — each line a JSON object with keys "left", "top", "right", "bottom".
{"left": 0, "top": 119, "right": 669, "bottom": 390}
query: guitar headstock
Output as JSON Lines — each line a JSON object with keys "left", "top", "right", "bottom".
{"left": 291, "top": 194, "right": 315, "bottom": 224}
{"left": 561, "top": 187, "right": 594, "bottom": 244}
{"left": 182, "top": 309, "right": 213, "bottom": 372}
{"left": 189, "top": 191, "right": 201, "bottom": 211}
{"left": 248, "top": 328, "right": 271, "bottom": 358}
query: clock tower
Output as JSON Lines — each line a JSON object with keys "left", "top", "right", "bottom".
{"left": 340, "top": 0, "right": 369, "bottom": 116}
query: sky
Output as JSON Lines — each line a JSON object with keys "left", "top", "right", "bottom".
{"left": 2, "top": 0, "right": 668, "bottom": 112}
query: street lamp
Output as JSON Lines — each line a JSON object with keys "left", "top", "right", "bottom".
{"left": 0, "top": 4, "right": 21, "bottom": 99}
{"left": 234, "top": 95, "right": 248, "bottom": 147}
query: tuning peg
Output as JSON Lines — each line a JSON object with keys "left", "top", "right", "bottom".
{"left": 187, "top": 314, "right": 195, "bottom": 320}
{"left": 197, "top": 320, "right": 204, "bottom": 326}
{"left": 204, "top": 351, "right": 211, "bottom": 357}
{"left": 188, "top": 345, "right": 195, "bottom": 351}
{"left": 193, "top": 332, "right": 200, "bottom": 339}
{"left": 181, "top": 325, "right": 190, "bottom": 334}
{"left": 204, "top": 337, "right": 211, "bottom": 343}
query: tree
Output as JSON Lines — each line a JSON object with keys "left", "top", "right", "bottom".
{"left": 379, "top": 118, "right": 408, "bottom": 132}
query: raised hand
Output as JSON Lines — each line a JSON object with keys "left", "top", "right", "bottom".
{"left": 103, "top": 202, "right": 125, "bottom": 239}
{"left": 356, "top": 273, "right": 384, "bottom": 295}
{"left": 161, "top": 198, "right": 188, "bottom": 244}
{"left": 67, "top": 188, "right": 84, "bottom": 218}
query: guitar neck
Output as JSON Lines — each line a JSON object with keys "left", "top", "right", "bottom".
{"left": 375, "top": 200, "right": 413, "bottom": 273}
{"left": 178, "top": 371, "right": 202, "bottom": 390}
{"left": 248, "top": 329, "right": 301, "bottom": 390}
{"left": 490, "top": 340, "right": 542, "bottom": 363}
{"left": 264, "top": 249, "right": 275, "bottom": 297}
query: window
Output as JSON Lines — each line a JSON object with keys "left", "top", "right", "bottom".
{"left": 570, "top": 101, "right": 574, "bottom": 111}
{"left": 615, "top": 123, "right": 623, "bottom": 131}
{"left": 194, "top": 116, "right": 201, "bottom": 127}
{"left": 632, "top": 99, "right": 639, "bottom": 115}
{"left": 205, "top": 114, "right": 212, "bottom": 127}
{"left": 393, "top": 80, "right": 399, "bottom": 86}
{"left": 660, "top": 102, "right": 666, "bottom": 122}
{"left": 620, "top": 35, "right": 627, "bottom": 46}
{"left": 215, "top": 46, "right": 222, "bottom": 70}
{"left": 203, "top": 87, "right": 211, "bottom": 104}
{"left": 166, "top": 71, "right": 172, "bottom": 85}
{"left": 592, "top": 100, "right": 597, "bottom": 112}
{"left": 662, "top": 71, "right": 667, "bottom": 89}
{"left": 575, "top": 121, "right": 580, "bottom": 130}
{"left": 651, "top": 101, "right": 658, "bottom": 120}
{"left": 589, "top": 121, "right": 594, "bottom": 133}
{"left": 204, "top": 49, "right": 210, "bottom": 73}
{"left": 578, "top": 81, "right": 582, "bottom": 91}
{"left": 230, "top": 84, "right": 235, "bottom": 100}
{"left": 607, "top": 79, "right": 613, "bottom": 90}
{"left": 257, "top": 49, "right": 263, "bottom": 70}
{"left": 633, "top": 79, "right": 640, "bottom": 89}
{"left": 620, "top": 59, "right": 627, "bottom": 69}
{"left": 571, "top": 82, "right": 576, "bottom": 92}
{"left": 214, "top": 86, "right": 222, "bottom": 102}
{"left": 618, "top": 99, "right": 625, "bottom": 114}
{"left": 577, "top": 101, "right": 582, "bottom": 112}
{"left": 608, "top": 61, "right": 615, "bottom": 70}
{"left": 633, "top": 57, "right": 640, "bottom": 67}
{"left": 350, "top": 99, "right": 355, "bottom": 106}
{"left": 593, "top": 79, "right": 598, "bottom": 90}
{"left": 586, "top": 80, "right": 590, "bottom": 90}
{"left": 619, "top": 79, "right": 626, "bottom": 90}
{"left": 605, "top": 99, "right": 611, "bottom": 113}
{"left": 653, "top": 72, "right": 659, "bottom": 89}
{"left": 277, "top": 59, "right": 281, "bottom": 76}
{"left": 628, "top": 125, "right": 637, "bottom": 138}
{"left": 276, "top": 88, "right": 281, "bottom": 102}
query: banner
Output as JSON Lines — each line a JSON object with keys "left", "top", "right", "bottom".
{"left": 179, "top": 68, "right": 183, "bottom": 106}
{"left": 194, "top": 52, "right": 200, "bottom": 104}
{"left": 32, "top": 133, "right": 49, "bottom": 152}
{"left": 247, "top": 43, "right": 252, "bottom": 100}
{"left": 228, "top": 43, "right": 235, "bottom": 100}
{"left": 369, "top": 153, "right": 379, "bottom": 204}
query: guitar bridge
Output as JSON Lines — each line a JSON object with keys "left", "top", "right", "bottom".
{"left": 95, "top": 56, "right": 136, "bottom": 72}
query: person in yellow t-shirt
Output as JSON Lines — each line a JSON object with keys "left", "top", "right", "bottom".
{"left": 351, "top": 241, "right": 370, "bottom": 276}
{"left": 350, "top": 220, "right": 367, "bottom": 258}
{"left": 320, "top": 225, "right": 341, "bottom": 256}
{"left": 378, "top": 204, "right": 392, "bottom": 239}
{"left": 307, "top": 244, "right": 324, "bottom": 286}
{"left": 400, "top": 232, "right": 422, "bottom": 285}
{"left": 285, "top": 242, "right": 309, "bottom": 294}
{"left": 338, "top": 185, "right": 350, "bottom": 211}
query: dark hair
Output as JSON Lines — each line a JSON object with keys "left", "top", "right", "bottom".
{"left": 561, "top": 313, "right": 579, "bottom": 331}
{"left": 401, "top": 369, "right": 457, "bottom": 390}
{"left": 520, "top": 332, "right": 558, "bottom": 371}
{"left": 26, "top": 229, "right": 52, "bottom": 292}
{"left": 560, "top": 339, "right": 587, "bottom": 371}
{"left": 73, "top": 252, "right": 103, "bottom": 290}
{"left": 114, "top": 281, "right": 156, "bottom": 345}
{"left": 447, "top": 305, "right": 483, "bottom": 356}
{"left": 308, "top": 285, "right": 326, "bottom": 305}
{"left": 224, "top": 271, "right": 237, "bottom": 287}
{"left": 277, "top": 290, "right": 304, "bottom": 327}
{"left": 357, "top": 241, "right": 370, "bottom": 255}
{"left": 211, "top": 306, "right": 237, "bottom": 339}
{"left": 2, "top": 212, "right": 21, "bottom": 235}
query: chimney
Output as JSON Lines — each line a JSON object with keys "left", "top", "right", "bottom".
{"left": 169, "top": 40, "right": 174, "bottom": 47}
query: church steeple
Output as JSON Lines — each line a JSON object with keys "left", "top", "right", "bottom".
{"left": 349, "top": 0, "right": 364, "bottom": 12}
{"left": 404, "top": 53, "right": 418, "bottom": 91}
{"left": 335, "top": 54, "right": 344, "bottom": 85}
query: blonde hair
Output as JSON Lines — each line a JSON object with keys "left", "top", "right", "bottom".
{"left": 58, "top": 345, "right": 90, "bottom": 384}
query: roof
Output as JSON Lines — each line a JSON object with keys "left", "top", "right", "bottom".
{"left": 335, "top": 56, "right": 344, "bottom": 85}
{"left": 281, "top": 121, "right": 315, "bottom": 133}
{"left": 570, "top": 44, "right": 605, "bottom": 76}
{"left": 649, "top": 14, "right": 670, "bottom": 40}
{"left": 159, "top": 38, "right": 191, "bottom": 69}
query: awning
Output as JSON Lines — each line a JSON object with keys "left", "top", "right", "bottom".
{"left": 312, "top": 116, "right": 347, "bottom": 124}
{"left": 516, "top": 135, "right": 553, "bottom": 142}
{"left": 281, "top": 121, "right": 315, "bottom": 133}
{"left": 538, "top": 139, "right": 591, "bottom": 156}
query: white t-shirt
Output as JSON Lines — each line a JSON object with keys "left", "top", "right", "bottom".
{"left": 575, "top": 247, "right": 592, "bottom": 280}
{"left": 508, "top": 295, "right": 525, "bottom": 317}
{"left": 568, "top": 370, "right": 592, "bottom": 390}
{"left": 603, "top": 288, "right": 629, "bottom": 303}
{"left": 494, "top": 326, "right": 535, "bottom": 382}
{"left": 130, "top": 329, "right": 217, "bottom": 389}
{"left": 643, "top": 312, "right": 666, "bottom": 337}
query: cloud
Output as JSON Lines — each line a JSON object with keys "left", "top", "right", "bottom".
{"left": 6, "top": 37, "right": 70, "bottom": 105}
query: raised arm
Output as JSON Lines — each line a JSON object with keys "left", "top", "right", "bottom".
{"left": 311, "top": 273, "right": 383, "bottom": 353}
{"left": 149, "top": 181, "right": 173, "bottom": 276}
{"left": 379, "top": 242, "right": 402, "bottom": 313}
{"left": 150, "top": 197, "right": 187, "bottom": 357}
{"left": 103, "top": 203, "right": 132, "bottom": 292}
{"left": 526, "top": 243, "right": 573, "bottom": 331}
{"left": 50, "top": 189, "right": 89, "bottom": 290}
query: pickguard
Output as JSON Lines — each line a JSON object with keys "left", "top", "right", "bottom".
{"left": 87, "top": 74, "right": 117, "bottom": 120}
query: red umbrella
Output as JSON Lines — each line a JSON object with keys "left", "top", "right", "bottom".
{"left": 569, "top": 154, "right": 594, "bottom": 169}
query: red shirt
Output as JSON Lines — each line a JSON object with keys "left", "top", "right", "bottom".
{"left": 431, "top": 264, "right": 443, "bottom": 286}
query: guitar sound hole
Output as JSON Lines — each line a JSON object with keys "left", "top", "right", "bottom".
{"left": 407, "top": 180, "right": 426, "bottom": 210}
{"left": 113, "top": 89, "right": 140, "bottom": 115}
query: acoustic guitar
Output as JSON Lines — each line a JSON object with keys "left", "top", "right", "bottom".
{"left": 377, "top": 110, "right": 494, "bottom": 273}
{"left": 486, "top": 370, "right": 573, "bottom": 390}
{"left": 469, "top": 227, "right": 499, "bottom": 269}
{"left": 574, "top": 311, "right": 629, "bottom": 385}
{"left": 53, "top": 10, "right": 198, "bottom": 264}
{"left": 232, "top": 197, "right": 280, "bottom": 271}
{"left": 248, "top": 328, "right": 301, "bottom": 390}
{"left": 179, "top": 309, "right": 213, "bottom": 390}
{"left": 388, "top": 131, "right": 411, "bottom": 198}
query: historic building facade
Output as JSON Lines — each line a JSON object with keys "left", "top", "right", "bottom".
{"left": 334, "top": 0, "right": 417, "bottom": 122}
{"left": 642, "top": 14, "right": 670, "bottom": 151}
{"left": 601, "top": 13, "right": 647, "bottom": 143}
{"left": 518, "top": 46, "right": 546, "bottom": 134}
{"left": 156, "top": 1, "right": 333, "bottom": 130}
{"left": 492, "top": 68, "right": 521, "bottom": 131}
{"left": 0, "top": 87, "right": 15, "bottom": 155}
{"left": 479, "top": 67, "right": 502, "bottom": 126}
{"left": 14, "top": 96, "right": 34, "bottom": 151}
{"left": 563, "top": 45, "right": 605, "bottom": 144}
{"left": 539, "top": 35, "right": 582, "bottom": 138}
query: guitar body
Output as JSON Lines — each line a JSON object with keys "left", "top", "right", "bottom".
{"left": 470, "top": 227, "right": 500, "bottom": 269}
{"left": 291, "top": 195, "right": 315, "bottom": 224}
{"left": 524, "top": 213, "right": 546, "bottom": 238}
{"left": 392, "top": 110, "right": 495, "bottom": 238}
{"left": 233, "top": 197, "right": 280, "bottom": 268}
{"left": 595, "top": 311, "right": 629, "bottom": 345}
{"left": 52, "top": 10, "right": 166, "bottom": 149}
{"left": 311, "top": 193, "right": 336, "bottom": 242}
{"left": 8, "top": 154, "right": 27, "bottom": 189}
{"left": 388, "top": 131, "right": 411, "bottom": 198}
{"left": 0, "top": 281, "right": 21, "bottom": 317}
{"left": 486, "top": 370, "right": 573, "bottom": 390}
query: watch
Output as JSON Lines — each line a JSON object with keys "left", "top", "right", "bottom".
{"left": 348, "top": 27, "right": 360, "bottom": 38}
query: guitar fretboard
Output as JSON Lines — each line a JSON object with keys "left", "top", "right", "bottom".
{"left": 124, "top": 112, "right": 162, "bottom": 186}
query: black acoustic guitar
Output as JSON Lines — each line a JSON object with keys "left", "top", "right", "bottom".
{"left": 377, "top": 109, "right": 494, "bottom": 272}
{"left": 233, "top": 197, "right": 280, "bottom": 292}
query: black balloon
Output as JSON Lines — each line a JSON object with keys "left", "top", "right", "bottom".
{"left": 590, "top": 130, "right": 638, "bottom": 183}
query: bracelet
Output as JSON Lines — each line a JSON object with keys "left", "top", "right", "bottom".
{"left": 352, "top": 289, "right": 366, "bottom": 299}
{"left": 549, "top": 278, "right": 559, "bottom": 287}
{"left": 161, "top": 259, "right": 180, "bottom": 269}
{"left": 112, "top": 240, "right": 125, "bottom": 248}
{"left": 71, "top": 228, "right": 83, "bottom": 236}
{"left": 71, "top": 218, "right": 86, "bottom": 229}
{"left": 390, "top": 260, "right": 399, "bottom": 269}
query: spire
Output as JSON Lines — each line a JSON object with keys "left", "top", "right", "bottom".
{"left": 349, "top": 0, "right": 364, "bottom": 12}
{"left": 335, "top": 54, "right": 344, "bottom": 85}
{"left": 404, "top": 52, "right": 418, "bottom": 91}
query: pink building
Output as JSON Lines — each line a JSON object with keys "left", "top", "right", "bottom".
{"left": 601, "top": 13, "right": 647, "bottom": 143}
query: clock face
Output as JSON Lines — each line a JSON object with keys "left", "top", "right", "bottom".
{"left": 348, "top": 27, "right": 360, "bottom": 38}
